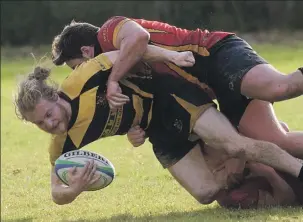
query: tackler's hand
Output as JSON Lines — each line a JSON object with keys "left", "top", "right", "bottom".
{"left": 172, "top": 51, "right": 195, "bottom": 67}
{"left": 106, "top": 80, "right": 130, "bottom": 110}
{"left": 127, "top": 125, "right": 146, "bottom": 147}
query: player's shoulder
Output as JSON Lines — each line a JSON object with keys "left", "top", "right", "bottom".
{"left": 60, "top": 54, "right": 111, "bottom": 99}
{"left": 48, "top": 134, "right": 68, "bottom": 166}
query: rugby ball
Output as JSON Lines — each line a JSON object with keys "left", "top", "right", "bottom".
{"left": 54, "top": 150, "right": 115, "bottom": 191}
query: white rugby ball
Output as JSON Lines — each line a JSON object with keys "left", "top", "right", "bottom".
{"left": 54, "top": 150, "right": 115, "bottom": 191}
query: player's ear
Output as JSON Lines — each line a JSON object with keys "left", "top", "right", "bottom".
{"left": 81, "top": 46, "right": 94, "bottom": 59}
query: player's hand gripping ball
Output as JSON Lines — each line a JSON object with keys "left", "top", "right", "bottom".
{"left": 55, "top": 150, "right": 115, "bottom": 191}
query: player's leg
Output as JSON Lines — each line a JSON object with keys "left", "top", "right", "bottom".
{"left": 240, "top": 64, "right": 303, "bottom": 102}
{"left": 207, "top": 35, "right": 303, "bottom": 103}
{"left": 239, "top": 100, "right": 303, "bottom": 159}
{"left": 153, "top": 140, "right": 223, "bottom": 205}
{"left": 192, "top": 106, "right": 303, "bottom": 181}
{"left": 149, "top": 71, "right": 303, "bottom": 180}
{"left": 202, "top": 35, "right": 303, "bottom": 159}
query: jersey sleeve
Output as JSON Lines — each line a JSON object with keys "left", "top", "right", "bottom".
{"left": 48, "top": 134, "right": 68, "bottom": 166}
{"left": 93, "top": 53, "right": 113, "bottom": 69}
{"left": 60, "top": 54, "right": 113, "bottom": 100}
{"left": 48, "top": 133, "right": 81, "bottom": 166}
{"left": 97, "top": 16, "right": 132, "bottom": 52}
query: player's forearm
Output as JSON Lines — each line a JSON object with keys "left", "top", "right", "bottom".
{"left": 108, "top": 34, "right": 149, "bottom": 82}
{"left": 51, "top": 185, "right": 80, "bottom": 205}
{"left": 142, "top": 45, "right": 176, "bottom": 63}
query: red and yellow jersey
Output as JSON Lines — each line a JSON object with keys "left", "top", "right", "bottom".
{"left": 97, "top": 16, "right": 233, "bottom": 94}
{"left": 97, "top": 16, "right": 233, "bottom": 55}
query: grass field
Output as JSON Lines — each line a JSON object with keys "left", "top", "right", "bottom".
{"left": 1, "top": 43, "right": 303, "bottom": 222}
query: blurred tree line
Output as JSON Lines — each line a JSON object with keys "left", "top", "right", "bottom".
{"left": 1, "top": 1, "right": 302, "bottom": 46}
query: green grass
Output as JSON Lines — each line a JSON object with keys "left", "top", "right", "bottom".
{"left": 1, "top": 44, "right": 303, "bottom": 222}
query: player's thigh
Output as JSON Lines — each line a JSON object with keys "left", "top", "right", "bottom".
{"left": 207, "top": 35, "right": 268, "bottom": 103}
{"left": 238, "top": 99, "right": 288, "bottom": 146}
{"left": 167, "top": 144, "right": 220, "bottom": 204}
{"left": 240, "top": 64, "right": 289, "bottom": 101}
{"left": 192, "top": 106, "right": 245, "bottom": 156}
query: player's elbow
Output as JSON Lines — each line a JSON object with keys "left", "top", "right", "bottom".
{"left": 52, "top": 197, "right": 66, "bottom": 205}
{"left": 51, "top": 193, "right": 65, "bottom": 205}
{"left": 51, "top": 193, "right": 66, "bottom": 205}
{"left": 51, "top": 194, "right": 73, "bottom": 205}
{"left": 122, "top": 30, "right": 149, "bottom": 52}
{"left": 134, "top": 30, "right": 150, "bottom": 44}
{"left": 51, "top": 189, "right": 75, "bottom": 205}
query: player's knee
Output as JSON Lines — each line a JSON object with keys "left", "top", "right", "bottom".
{"left": 193, "top": 185, "right": 220, "bottom": 205}
{"left": 279, "top": 121, "right": 290, "bottom": 132}
{"left": 196, "top": 193, "right": 216, "bottom": 205}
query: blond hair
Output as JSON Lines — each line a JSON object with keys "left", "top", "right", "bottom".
{"left": 14, "top": 66, "right": 59, "bottom": 121}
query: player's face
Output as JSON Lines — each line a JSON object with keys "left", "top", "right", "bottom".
{"left": 25, "top": 98, "right": 70, "bottom": 135}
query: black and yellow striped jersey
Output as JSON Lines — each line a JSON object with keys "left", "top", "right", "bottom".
{"left": 48, "top": 54, "right": 154, "bottom": 165}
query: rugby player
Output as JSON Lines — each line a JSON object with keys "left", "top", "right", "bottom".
{"left": 15, "top": 48, "right": 303, "bottom": 206}
{"left": 51, "top": 18, "right": 303, "bottom": 161}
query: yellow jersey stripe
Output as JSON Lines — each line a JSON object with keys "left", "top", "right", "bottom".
{"left": 132, "top": 94, "right": 144, "bottom": 127}
{"left": 146, "top": 100, "right": 153, "bottom": 130}
{"left": 60, "top": 54, "right": 113, "bottom": 100}
{"left": 145, "top": 28, "right": 168, "bottom": 34}
{"left": 94, "top": 53, "right": 114, "bottom": 70}
{"left": 113, "top": 18, "right": 132, "bottom": 48}
{"left": 171, "top": 94, "right": 213, "bottom": 133}
{"left": 68, "top": 87, "right": 98, "bottom": 147}
{"left": 165, "top": 62, "right": 210, "bottom": 91}
{"left": 48, "top": 134, "right": 67, "bottom": 166}
{"left": 120, "top": 79, "right": 154, "bottom": 98}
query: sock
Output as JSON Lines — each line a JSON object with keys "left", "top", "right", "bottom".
{"left": 298, "top": 166, "right": 303, "bottom": 181}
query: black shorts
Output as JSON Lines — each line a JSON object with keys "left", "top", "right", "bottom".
{"left": 149, "top": 134, "right": 201, "bottom": 169}
{"left": 186, "top": 35, "right": 269, "bottom": 127}
{"left": 145, "top": 74, "right": 216, "bottom": 168}
{"left": 124, "top": 64, "right": 216, "bottom": 168}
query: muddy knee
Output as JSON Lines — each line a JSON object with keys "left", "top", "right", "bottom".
{"left": 192, "top": 185, "right": 220, "bottom": 205}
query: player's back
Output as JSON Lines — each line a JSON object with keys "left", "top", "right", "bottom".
{"left": 97, "top": 16, "right": 234, "bottom": 91}
{"left": 132, "top": 18, "right": 233, "bottom": 55}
